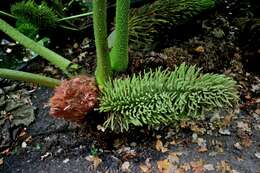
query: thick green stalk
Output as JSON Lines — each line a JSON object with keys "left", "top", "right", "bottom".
{"left": 0, "top": 18, "right": 79, "bottom": 75}
{"left": 93, "top": 0, "right": 112, "bottom": 87}
{"left": 110, "top": 0, "right": 130, "bottom": 72}
{"left": 0, "top": 68, "right": 61, "bottom": 88}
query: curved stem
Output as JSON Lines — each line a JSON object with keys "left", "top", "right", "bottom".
{"left": 0, "top": 68, "right": 61, "bottom": 88}
{"left": 93, "top": 0, "right": 112, "bottom": 88}
{"left": 0, "top": 18, "right": 80, "bottom": 76}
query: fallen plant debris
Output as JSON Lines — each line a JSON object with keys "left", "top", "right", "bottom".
{"left": 0, "top": 0, "right": 260, "bottom": 172}
{"left": 1, "top": 74, "right": 259, "bottom": 173}
{"left": 0, "top": 81, "right": 35, "bottom": 153}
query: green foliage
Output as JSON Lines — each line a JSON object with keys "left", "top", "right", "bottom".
{"left": 99, "top": 64, "right": 238, "bottom": 132}
{"left": 0, "top": 18, "right": 79, "bottom": 75}
{"left": 128, "top": 0, "right": 215, "bottom": 49}
{"left": 16, "top": 22, "right": 38, "bottom": 39}
{"left": 11, "top": 0, "right": 58, "bottom": 29}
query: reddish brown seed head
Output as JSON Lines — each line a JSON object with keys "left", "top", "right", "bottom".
{"left": 49, "top": 75, "right": 98, "bottom": 122}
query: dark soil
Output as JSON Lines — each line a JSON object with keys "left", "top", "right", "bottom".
{"left": 1, "top": 85, "right": 260, "bottom": 173}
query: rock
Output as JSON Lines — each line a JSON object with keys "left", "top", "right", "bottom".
{"left": 234, "top": 143, "right": 243, "bottom": 150}
{"left": 130, "top": 142, "right": 137, "bottom": 147}
{"left": 21, "top": 142, "right": 27, "bottom": 148}
{"left": 63, "top": 158, "right": 70, "bottom": 163}
{"left": 219, "top": 128, "right": 231, "bottom": 135}
{"left": 121, "top": 161, "right": 130, "bottom": 172}
{"left": 255, "top": 152, "right": 260, "bottom": 159}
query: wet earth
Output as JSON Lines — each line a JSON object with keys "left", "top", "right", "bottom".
{"left": 0, "top": 83, "right": 259, "bottom": 173}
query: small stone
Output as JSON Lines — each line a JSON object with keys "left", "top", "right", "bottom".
{"left": 41, "top": 152, "right": 52, "bottom": 160}
{"left": 73, "top": 43, "right": 79, "bottom": 49}
{"left": 57, "top": 148, "right": 63, "bottom": 153}
{"left": 192, "top": 133, "right": 198, "bottom": 142}
{"left": 206, "top": 130, "right": 213, "bottom": 135}
{"left": 6, "top": 48, "right": 12, "bottom": 53}
{"left": 0, "top": 89, "right": 4, "bottom": 95}
{"left": 255, "top": 152, "right": 260, "bottom": 159}
{"left": 197, "top": 138, "right": 206, "bottom": 146}
{"left": 209, "top": 151, "right": 217, "bottom": 157}
{"left": 234, "top": 143, "right": 243, "bottom": 150}
{"left": 36, "top": 144, "right": 41, "bottom": 150}
{"left": 204, "top": 164, "right": 215, "bottom": 171}
{"left": 21, "top": 142, "right": 27, "bottom": 148}
{"left": 121, "top": 161, "right": 130, "bottom": 171}
{"left": 63, "top": 158, "right": 69, "bottom": 163}
{"left": 130, "top": 142, "right": 137, "bottom": 147}
{"left": 219, "top": 128, "right": 231, "bottom": 135}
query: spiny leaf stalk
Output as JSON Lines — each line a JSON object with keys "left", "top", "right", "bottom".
{"left": 11, "top": 0, "right": 58, "bottom": 29}
{"left": 99, "top": 64, "right": 238, "bottom": 132}
{"left": 128, "top": 0, "right": 215, "bottom": 49}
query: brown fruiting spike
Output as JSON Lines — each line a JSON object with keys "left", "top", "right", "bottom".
{"left": 50, "top": 75, "right": 98, "bottom": 122}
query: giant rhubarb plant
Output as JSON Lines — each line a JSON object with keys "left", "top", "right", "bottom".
{"left": 0, "top": 1, "right": 239, "bottom": 132}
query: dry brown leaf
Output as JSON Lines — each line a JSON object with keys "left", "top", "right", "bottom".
{"left": 237, "top": 122, "right": 251, "bottom": 132}
{"left": 223, "top": 114, "right": 233, "bottom": 126}
{"left": 1, "top": 148, "right": 11, "bottom": 156}
{"left": 216, "top": 160, "right": 232, "bottom": 173}
{"left": 190, "top": 159, "right": 205, "bottom": 173}
{"left": 168, "top": 152, "right": 180, "bottom": 164}
{"left": 157, "top": 159, "right": 170, "bottom": 173}
{"left": 140, "top": 158, "right": 152, "bottom": 173}
{"left": 255, "top": 109, "right": 260, "bottom": 115}
{"left": 203, "top": 164, "right": 215, "bottom": 171}
{"left": 238, "top": 131, "right": 252, "bottom": 148}
{"left": 170, "top": 140, "right": 177, "bottom": 145}
{"left": 197, "top": 146, "right": 208, "bottom": 153}
{"left": 179, "top": 163, "right": 191, "bottom": 171}
{"left": 113, "top": 138, "right": 125, "bottom": 148}
{"left": 175, "top": 168, "right": 186, "bottom": 173}
{"left": 191, "top": 123, "right": 205, "bottom": 134}
{"left": 140, "top": 164, "right": 151, "bottom": 173}
{"left": 121, "top": 161, "right": 130, "bottom": 172}
{"left": 85, "top": 155, "right": 102, "bottom": 170}
{"left": 241, "top": 137, "right": 252, "bottom": 147}
{"left": 195, "top": 46, "right": 205, "bottom": 53}
{"left": 0, "top": 158, "right": 3, "bottom": 166}
{"left": 155, "top": 139, "right": 168, "bottom": 153}
{"left": 180, "top": 121, "right": 189, "bottom": 128}
{"left": 235, "top": 156, "right": 244, "bottom": 162}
